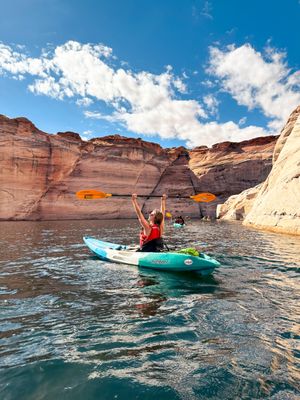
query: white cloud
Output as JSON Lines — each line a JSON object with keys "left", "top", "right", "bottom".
{"left": 238, "top": 116, "right": 247, "bottom": 126}
{"left": 0, "top": 40, "right": 298, "bottom": 147}
{"left": 186, "top": 121, "right": 267, "bottom": 148}
{"left": 192, "top": 1, "right": 213, "bottom": 20}
{"left": 207, "top": 43, "right": 300, "bottom": 130}
{"left": 84, "top": 111, "right": 102, "bottom": 118}
{"left": 0, "top": 43, "right": 55, "bottom": 79}
{"left": 28, "top": 76, "right": 66, "bottom": 99}
{"left": 203, "top": 94, "right": 219, "bottom": 115}
{"left": 76, "top": 97, "right": 93, "bottom": 107}
{"left": 12, "top": 75, "right": 25, "bottom": 81}
{"left": 81, "top": 129, "right": 93, "bottom": 141}
{"left": 201, "top": 79, "right": 214, "bottom": 88}
{"left": 201, "top": 1, "right": 213, "bottom": 19}
{"left": 84, "top": 110, "right": 118, "bottom": 122}
{"left": 173, "top": 77, "right": 187, "bottom": 93}
{"left": 119, "top": 99, "right": 206, "bottom": 140}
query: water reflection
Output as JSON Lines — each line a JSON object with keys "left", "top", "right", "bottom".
{"left": 137, "top": 269, "right": 219, "bottom": 296}
{"left": 132, "top": 271, "right": 219, "bottom": 317}
{"left": 0, "top": 219, "right": 300, "bottom": 399}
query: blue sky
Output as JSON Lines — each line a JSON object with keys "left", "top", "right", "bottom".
{"left": 0, "top": 0, "right": 300, "bottom": 148}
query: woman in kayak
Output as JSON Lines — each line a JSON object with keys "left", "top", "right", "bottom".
{"left": 131, "top": 193, "right": 167, "bottom": 252}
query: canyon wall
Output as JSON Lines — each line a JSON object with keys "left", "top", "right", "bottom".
{"left": 243, "top": 106, "right": 300, "bottom": 235}
{"left": 0, "top": 114, "right": 277, "bottom": 220}
{"left": 216, "top": 106, "right": 300, "bottom": 236}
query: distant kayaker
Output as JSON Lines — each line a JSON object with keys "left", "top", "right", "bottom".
{"left": 131, "top": 193, "right": 167, "bottom": 252}
{"left": 175, "top": 215, "right": 185, "bottom": 225}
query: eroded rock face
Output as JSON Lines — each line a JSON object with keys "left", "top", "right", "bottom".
{"left": 0, "top": 117, "right": 82, "bottom": 220}
{"left": 216, "top": 184, "right": 262, "bottom": 220}
{"left": 0, "top": 114, "right": 277, "bottom": 220}
{"left": 188, "top": 136, "right": 277, "bottom": 216}
{"left": 243, "top": 106, "right": 300, "bottom": 235}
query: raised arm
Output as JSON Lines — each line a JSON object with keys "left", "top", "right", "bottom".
{"left": 160, "top": 194, "right": 167, "bottom": 235}
{"left": 131, "top": 194, "right": 151, "bottom": 235}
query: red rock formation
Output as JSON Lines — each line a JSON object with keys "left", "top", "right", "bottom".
{"left": 0, "top": 114, "right": 277, "bottom": 220}
{"left": 188, "top": 135, "right": 277, "bottom": 215}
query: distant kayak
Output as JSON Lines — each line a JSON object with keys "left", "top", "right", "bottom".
{"left": 83, "top": 236, "right": 220, "bottom": 274}
{"left": 173, "top": 222, "right": 185, "bottom": 228}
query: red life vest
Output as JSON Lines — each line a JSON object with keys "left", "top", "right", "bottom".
{"left": 139, "top": 224, "right": 161, "bottom": 248}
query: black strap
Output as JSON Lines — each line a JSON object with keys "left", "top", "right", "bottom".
{"left": 137, "top": 237, "right": 170, "bottom": 252}
{"left": 163, "top": 241, "right": 170, "bottom": 251}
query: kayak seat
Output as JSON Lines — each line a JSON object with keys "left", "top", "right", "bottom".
{"left": 137, "top": 237, "right": 167, "bottom": 252}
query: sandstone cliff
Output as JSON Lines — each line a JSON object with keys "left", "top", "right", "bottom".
{"left": 0, "top": 114, "right": 277, "bottom": 220}
{"left": 243, "top": 106, "right": 300, "bottom": 235}
{"left": 188, "top": 137, "right": 276, "bottom": 216}
{"left": 216, "top": 184, "right": 262, "bottom": 221}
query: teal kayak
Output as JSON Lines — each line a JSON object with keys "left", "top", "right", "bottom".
{"left": 83, "top": 236, "right": 220, "bottom": 274}
{"left": 173, "top": 223, "right": 185, "bottom": 228}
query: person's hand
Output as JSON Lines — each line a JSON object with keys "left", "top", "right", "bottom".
{"left": 132, "top": 193, "right": 138, "bottom": 201}
{"left": 161, "top": 193, "right": 167, "bottom": 200}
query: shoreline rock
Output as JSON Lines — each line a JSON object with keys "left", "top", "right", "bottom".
{"left": 243, "top": 106, "right": 300, "bottom": 235}
{"left": 217, "top": 106, "right": 300, "bottom": 236}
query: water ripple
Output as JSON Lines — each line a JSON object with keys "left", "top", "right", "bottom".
{"left": 0, "top": 220, "right": 299, "bottom": 399}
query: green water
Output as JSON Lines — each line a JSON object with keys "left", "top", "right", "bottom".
{"left": 0, "top": 220, "right": 299, "bottom": 399}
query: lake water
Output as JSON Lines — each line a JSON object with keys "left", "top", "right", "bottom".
{"left": 0, "top": 219, "right": 299, "bottom": 400}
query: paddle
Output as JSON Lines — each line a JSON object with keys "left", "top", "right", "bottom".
{"left": 76, "top": 189, "right": 216, "bottom": 203}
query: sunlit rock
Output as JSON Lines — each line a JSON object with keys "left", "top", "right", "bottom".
{"left": 244, "top": 106, "right": 300, "bottom": 235}
{"left": 0, "top": 114, "right": 277, "bottom": 220}
{"left": 216, "top": 184, "right": 261, "bottom": 220}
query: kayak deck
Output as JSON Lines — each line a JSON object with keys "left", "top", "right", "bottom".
{"left": 83, "top": 236, "right": 220, "bottom": 274}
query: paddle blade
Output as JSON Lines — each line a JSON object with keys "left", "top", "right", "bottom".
{"left": 190, "top": 192, "right": 216, "bottom": 202}
{"left": 76, "top": 190, "right": 112, "bottom": 200}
